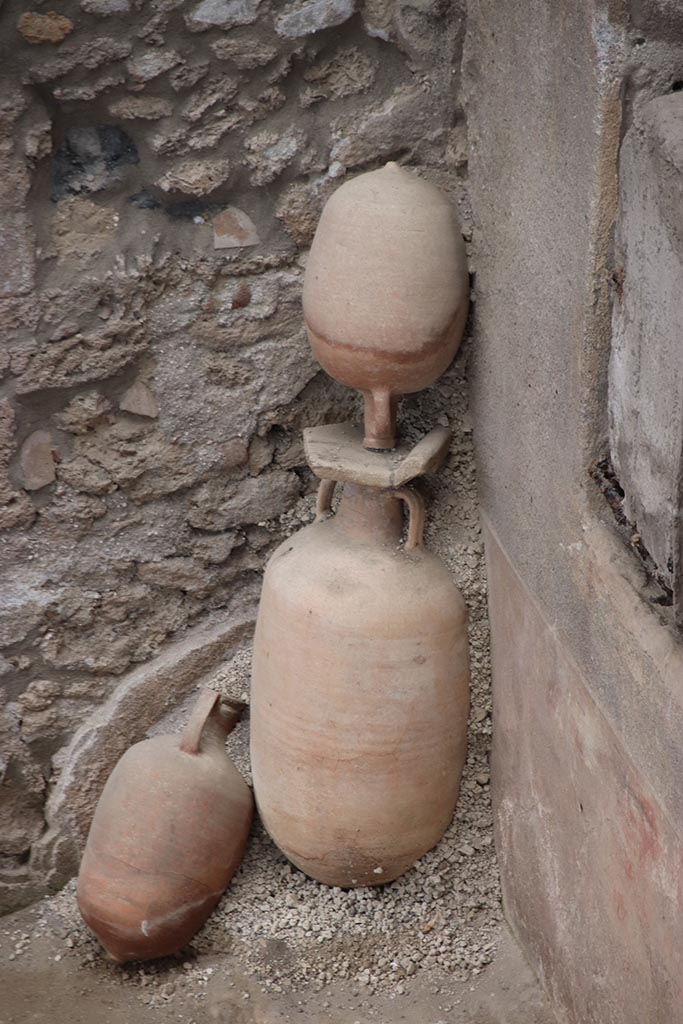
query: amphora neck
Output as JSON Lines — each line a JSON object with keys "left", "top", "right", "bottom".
{"left": 201, "top": 700, "right": 244, "bottom": 751}
{"left": 333, "top": 484, "right": 404, "bottom": 547}
{"left": 180, "top": 690, "right": 245, "bottom": 756}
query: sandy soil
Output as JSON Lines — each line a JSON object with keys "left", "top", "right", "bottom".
{"left": 1, "top": 903, "right": 555, "bottom": 1024}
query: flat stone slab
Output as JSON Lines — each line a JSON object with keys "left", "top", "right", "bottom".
{"left": 303, "top": 422, "right": 451, "bottom": 487}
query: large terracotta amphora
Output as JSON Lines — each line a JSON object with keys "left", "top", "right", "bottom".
{"left": 303, "top": 162, "right": 469, "bottom": 450}
{"left": 77, "top": 689, "right": 253, "bottom": 963}
{"left": 250, "top": 483, "right": 469, "bottom": 888}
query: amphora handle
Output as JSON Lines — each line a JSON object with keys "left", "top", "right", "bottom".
{"left": 391, "top": 486, "right": 425, "bottom": 550}
{"left": 180, "top": 688, "right": 245, "bottom": 755}
{"left": 315, "top": 478, "right": 337, "bottom": 521}
{"left": 315, "top": 479, "right": 425, "bottom": 550}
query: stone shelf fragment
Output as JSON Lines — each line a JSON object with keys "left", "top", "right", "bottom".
{"left": 303, "top": 422, "right": 451, "bottom": 488}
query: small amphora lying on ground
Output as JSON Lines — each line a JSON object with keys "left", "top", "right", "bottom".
{"left": 77, "top": 688, "right": 253, "bottom": 963}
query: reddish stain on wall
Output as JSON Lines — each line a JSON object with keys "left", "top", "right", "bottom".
{"left": 622, "top": 786, "right": 660, "bottom": 867}
{"left": 613, "top": 887, "right": 627, "bottom": 922}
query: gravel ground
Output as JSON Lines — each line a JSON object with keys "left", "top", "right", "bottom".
{"left": 37, "top": 340, "right": 503, "bottom": 1004}
{"left": 1, "top": 911, "right": 555, "bottom": 1023}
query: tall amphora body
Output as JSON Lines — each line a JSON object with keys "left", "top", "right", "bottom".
{"left": 250, "top": 484, "right": 469, "bottom": 887}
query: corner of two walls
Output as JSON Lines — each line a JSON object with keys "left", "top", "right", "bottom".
{"left": 0, "top": 0, "right": 469, "bottom": 912}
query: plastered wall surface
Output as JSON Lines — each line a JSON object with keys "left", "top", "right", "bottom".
{"left": 609, "top": 93, "right": 683, "bottom": 600}
{"left": 465, "top": 1, "right": 683, "bottom": 1021}
{"left": 0, "top": 0, "right": 469, "bottom": 912}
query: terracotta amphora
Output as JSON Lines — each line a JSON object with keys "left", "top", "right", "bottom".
{"left": 303, "top": 163, "right": 469, "bottom": 450}
{"left": 77, "top": 689, "right": 253, "bottom": 963}
{"left": 250, "top": 483, "right": 470, "bottom": 887}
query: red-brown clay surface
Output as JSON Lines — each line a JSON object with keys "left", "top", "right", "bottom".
{"left": 250, "top": 483, "right": 469, "bottom": 888}
{"left": 77, "top": 690, "right": 253, "bottom": 963}
{"left": 303, "top": 164, "right": 469, "bottom": 449}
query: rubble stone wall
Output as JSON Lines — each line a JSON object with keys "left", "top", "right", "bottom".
{"left": 0, "top": 0, "right": 469, "bottom": 911}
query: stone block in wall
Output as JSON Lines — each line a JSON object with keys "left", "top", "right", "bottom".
{"left": 330, "top": 85, "right": 434, "bottom": 168}
{"left": 209, "top": 36, "right": 277, "bottom": 68}
{"left": 53, "top": 392, "right": 112, "bottom": 435}
{"left": 17, "top": 11, "right": 74, "bottom": 44}
{"left": 23, "top": 37, "right": 132, "bottom": 84}
{"left": 118, "top": 380, "right": 159, "bottom": 418}
{"left": 81, "top": 0, "right": 131, "bottom": 16}
{"left": 609, "top": 94, "right": 683, "bottom": 593}
{"left": 188, "top": 469, "right": 301, "bottom": 531}
{"left": 125, "top": 48, "right": 181, "bottom": 84}
{"left": 274, "top": 0, "right": 357, "bottom": 38}
{"left": 19, "top": 431, "right": 56, "bottom": 491}
{"left": 629, "top": 0, "right": 683, "bottom": 42}
{"left": 0, "top": 708, "right": 47, "bottom": 857}
{"left": 157, "top": 156, "right": 233, "bottom": 195}
{"left": 179, "top": 74, "right": 239, "bottom": 123}
{"left": 300, "top": 47, "right": 376, "bottom": 107}
{"left": 212, "top": 207, "right": 261, "bottom": 248}
{"left": 0, "top": 212, "right": 35, "bottom": 297}
{"left": 15, "top": 323, "right": 147, "bottom": 394}
{"left": 0, "top": 398, "right": 35, "bottom": 531}
{"left": 185, "top": 0, "right": 262, "bottom": 32}
{"left": 244, "top": 127, "right": 305, "bottom": 186}
{"left": 56, "top": 419, "right": 248, "bottom": 503}
{"left": 107, "top": 95, "right": 173, "bottom": 120}
{"left": 276, "top": 176, "right": 338, "bottom": 245}
{"left": 0, "top": 124, "right": 35, "bottom": 300}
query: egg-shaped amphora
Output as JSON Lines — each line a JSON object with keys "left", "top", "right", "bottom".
{"left": 77, "top": 690, "right": 253, "bottom": 963}
{"left": 303, "top": 163, "right": 469, "bottom": 449}
{"left": 250, "top": 484, "right": 470, "bottom": 887}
